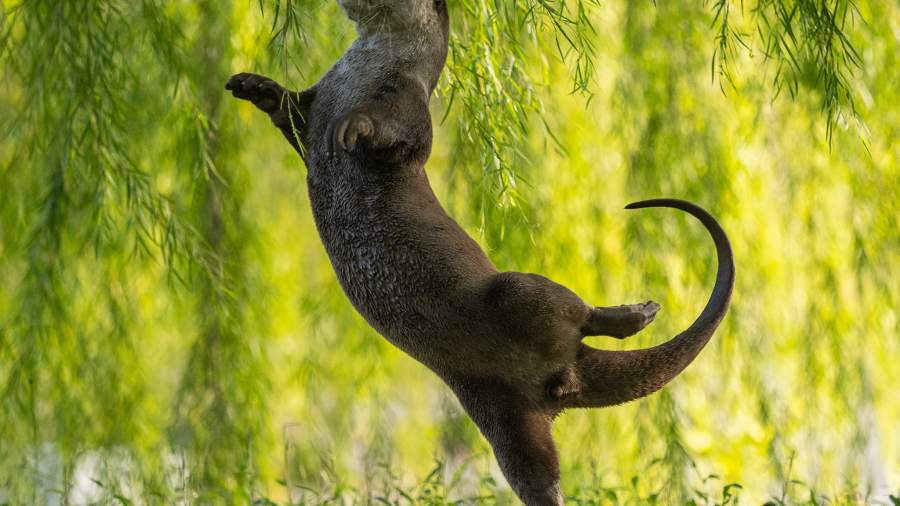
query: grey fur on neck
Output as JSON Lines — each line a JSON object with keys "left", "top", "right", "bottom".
{"left": 350, "top": 31, "right": 445, "bottom": 92}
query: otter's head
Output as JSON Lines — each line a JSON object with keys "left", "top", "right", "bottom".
{"left": 337, "top": 0, "right": 449, "bottom": 40}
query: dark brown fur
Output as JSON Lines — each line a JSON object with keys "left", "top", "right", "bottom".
{"left": 226, "top": 1, "right": 735, "bottom": 503}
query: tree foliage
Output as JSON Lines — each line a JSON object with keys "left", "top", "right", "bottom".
{"left": 0, "top": 0, "right": 897, "bottom": 503}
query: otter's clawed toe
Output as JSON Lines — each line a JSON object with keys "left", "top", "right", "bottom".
{"left": 581, "top": 300, "right": 662, "bottom": 339}
{"left": 612, "top": 300, "right": 660, "bottom": 338}
{"left": 226, "top": 73, "right": 285, "bottom": 114}
{"left": 630, "top": 300, "right": 661, "bottom": 332}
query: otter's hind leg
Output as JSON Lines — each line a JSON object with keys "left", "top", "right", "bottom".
{"left": 581, "top": 301, "right": 661, "bottom": 338}
{"left": 451, "top": 379, "right": 564, "bottom": 506}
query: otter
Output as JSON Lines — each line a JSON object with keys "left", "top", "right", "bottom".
{"left": 225, "top": 0, "right": 735, "bottom": 504}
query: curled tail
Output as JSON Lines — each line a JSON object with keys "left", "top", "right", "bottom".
{"left": 568, "top": 198, "right": 735, "bottom": 408}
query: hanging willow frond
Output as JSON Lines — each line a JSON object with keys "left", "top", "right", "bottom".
{"left": 710, "top": 0, "right": 864, "bottom": 144}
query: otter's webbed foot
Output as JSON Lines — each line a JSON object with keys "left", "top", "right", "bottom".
{"left": 326, "top": 111, "right": 375, "bottom": 156}
{"left": 581, "top": 301, "right": 661, "bottom": 339}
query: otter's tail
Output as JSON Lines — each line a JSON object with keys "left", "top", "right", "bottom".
{"left": 568, "top": 198, "right": 735, "bottom": 408}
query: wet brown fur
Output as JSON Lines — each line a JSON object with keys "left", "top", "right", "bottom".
{"left": 226, "top": 1, "right": 735, "bottom": 503}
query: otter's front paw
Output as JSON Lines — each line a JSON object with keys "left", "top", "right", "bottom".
{"left": 326, "top": 112, "right": 374, "bottom": 156}
{"left": 226, "top": 73, "right": 286, "bottom": 114}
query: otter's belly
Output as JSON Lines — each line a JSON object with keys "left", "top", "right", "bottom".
{"left": 331, "top": 226, "right": 444, "bottom": 327}
{"left": 312, "top": 199, "right": 462, "bottom": 339}
{"left": 306, "top": 168, "right": 499, "bottom": 364}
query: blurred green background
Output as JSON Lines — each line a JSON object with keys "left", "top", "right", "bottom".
{"left": 0, "top": 0, "right": 897, "bottom": 504}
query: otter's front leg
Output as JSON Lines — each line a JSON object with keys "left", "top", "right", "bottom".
{"left": 326, "top": 109, "right": 377, "bottom": 155}
{"left": 226, "top": 73, "right": 316, "bottom": 154}
{"left": 326, "top": 104, "right": 430, "bottom": 164}
{"left": 325, "top": 79, "right": 430, "bottom": 162}
{"left": 327, "top": 105, "right": 420, "bottom": 157}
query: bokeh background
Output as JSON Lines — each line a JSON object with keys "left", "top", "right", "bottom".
{"left": 0, "top": 0, "right": 897, "bottom": 504}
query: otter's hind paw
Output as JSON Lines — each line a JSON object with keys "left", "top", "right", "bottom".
{"left": 582, "top": 301, "right": 661, "bottom": 339}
